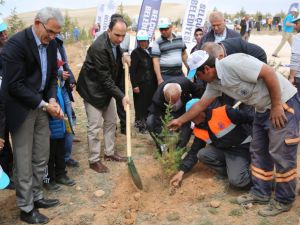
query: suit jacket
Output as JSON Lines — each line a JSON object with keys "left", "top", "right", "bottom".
{"left": 1, "top": 27, "right": 57, "bottom": 132}
{"left": 199, "top": 27, "right": 240, "bottom": 48}
{"left": 240, "top": 19, "right": 252, "bottom": 36}
{"left": 77, "top": 31, "right": 124, "bottom": 109}
{"left": 148, "top": 77, "right": 204, "bottom": 118}
{"left": 220, "top": 37, "right": 267, "bottom": 63}
{"left": 0, "top": 92, "right": 4, "bottom": 139}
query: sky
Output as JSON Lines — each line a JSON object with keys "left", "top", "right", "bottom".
{"left": 0, "top": 0, "right": 298, "bottom": 17}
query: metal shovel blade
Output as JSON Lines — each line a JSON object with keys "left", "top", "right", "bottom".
{"left": 127, "top": 157, "right": 143, "bottom": 190}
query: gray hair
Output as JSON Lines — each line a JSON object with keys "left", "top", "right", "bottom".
{"left": 201, "top": 42, "right": 223, "bottom": 58}
{"left": 209, "top": 11, "right": 224, "bottom": 23}
{"left": 35, "top": 7, "right": 64, "bottom": 26}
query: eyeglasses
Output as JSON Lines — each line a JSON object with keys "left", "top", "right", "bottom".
{"left": 40, "top": 22, "right": 60, "bottom": 36}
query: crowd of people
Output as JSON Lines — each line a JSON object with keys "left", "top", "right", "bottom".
{"left": 0, "top": 5, "right": 300, "bottom": 224}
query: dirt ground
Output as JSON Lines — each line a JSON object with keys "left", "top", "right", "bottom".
{"left": 0, "top": 34, "right": 300, "bottom": 225}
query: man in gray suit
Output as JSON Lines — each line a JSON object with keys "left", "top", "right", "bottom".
{"left": 1, "top": 7, "right": 64, "bottom": 224}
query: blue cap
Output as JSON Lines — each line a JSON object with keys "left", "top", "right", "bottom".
{"left": 0, "top": 165, "right": 9, "bottom": 189}
{"left": 136, "top": 30, "right": 149, "bottom": 41}
{"left": 158, "top": 18, "right": 172, "bottom": 29}
{"left": 185, "top": 98, "right": 200, "bottom": 112}
{"left": 0, "top": 18, "right": 7, "bottom": 32}
{"left": 292, "top": 16, "right": 300, "bottom": 23}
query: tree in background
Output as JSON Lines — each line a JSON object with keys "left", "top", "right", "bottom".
{"left": 117, "top": 3, "right": 132, "bottom": 27}
{"left": 7, "top": 7, "right": 25, "bottom": 35}
{"left": 235, "top": 7, "right": 246, "bottom": 19}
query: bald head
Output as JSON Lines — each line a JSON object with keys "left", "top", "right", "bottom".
{"left": 163, "top": 83, "right": 182, "bottom": 104}
{"left": 209, "top": 11, "right": 226, "bottom": 35}
{"left": 201, "top": 42, "right": 224, "bottom": 59}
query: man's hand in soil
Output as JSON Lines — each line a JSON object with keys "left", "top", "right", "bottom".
{"left": 170, "top": 171, "right": 184, "bottom": 187}
{"left": 168, "top": 118, "right": 183, "bottom": 131}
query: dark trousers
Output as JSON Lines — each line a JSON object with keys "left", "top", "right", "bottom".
{"left": 250, "top": 94, "right": 300, "bottom": 204}
{"left": 116, "top": 81, "right": 126, "bottom": 131}
{"left": 146, "top": 114, "right": 192, "bottom": 148}
{"left": 197, "top": 143, "right": 251, "bottom": 188}
{"left": 0, "top": 128, "right": 13, "bottom": 177}
{"left": 47, "top": 138, "right": 67, "bottom": 181}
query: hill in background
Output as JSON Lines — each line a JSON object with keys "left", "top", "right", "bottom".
{"left": 15, "top": 3, "right": 185, "bottom": 28}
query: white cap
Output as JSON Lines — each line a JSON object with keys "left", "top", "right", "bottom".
{"left": 0, "top": 18, "right": 8, "bottom": 32}
{"left": 136, "top": 30, "right": 149, "bottom": 41}
{"left": 187, "top": 50, "right": 209, "bottom": 71}
{"left": 158, "top": 17, "right": 171, "bottom": 29}
{"left": 290, "top": 6, "right": 298, "bottom": 12}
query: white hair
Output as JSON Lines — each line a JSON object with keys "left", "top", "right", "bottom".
{"left": 35, "top": 7, "right": 64, "bottom": 26}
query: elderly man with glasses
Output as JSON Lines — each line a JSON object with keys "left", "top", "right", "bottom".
{"left": 1, "top": 7, "right": 64, "bottom": 224}
{"left": 151, "top": 17, "right": 189, "bottom": 84}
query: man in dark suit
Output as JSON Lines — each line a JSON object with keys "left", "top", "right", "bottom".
{"left": 146, "top": 77, "right": 204, "bottom": 151}
{"left": 240, "top": 15, "right": 253, "bottom": 42}
{"left": 77, "top": 15, "right": 129, "bottom": 174}
{"left": 199, "top": 11, "right": 240, "bottom": 48}
{"left": 201, "top": 37, "right": 267, "bottom": 63}
{"left": 1, "top": 7, "right": 64, "bottom": 224}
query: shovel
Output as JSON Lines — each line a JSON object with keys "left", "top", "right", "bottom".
{"left": 124, "top": 63, "right": 143, "bottom": 190}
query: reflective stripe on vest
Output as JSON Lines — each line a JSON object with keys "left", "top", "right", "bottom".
{"left": 193, "top": 127, "right": 212, "bottom": 144}
{"left": 208, "top": 105, "right": 236, "bottom": 138}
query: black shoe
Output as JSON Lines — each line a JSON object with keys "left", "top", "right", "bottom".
{"left": 34, "top": 198, "right": 60, "bottom": 209}
{"left": 56, "top": 174, "right": 76, "bottom": 186}
{"left": 120, "top": 128, "right": 126, "bottom": 135}
{"left": 43, "top": 181, "right": 61, "bottom": 192}
{"left": 20, "top": 209, "right": 49, "bottom": 224}
{"left": 66, "top": 158, "right": 80, "bottom": 167}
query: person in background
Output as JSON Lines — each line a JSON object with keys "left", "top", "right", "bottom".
{"left": 272, "top": 7, "right": 298, "bottom": 57}
{"left": 240, "top": 15, "right": 252, "bottom": 42}
{"left": 191, "top": 27, "right": 204, "bottom": 53}
{"left": 288, "top": 16, "right": 300, "bottom": 92}
{"left": 151, "top": 17, "right": 189, "bottom": 84}
{"left": 73, "top": 27, "right": 79, "bottom": 42}
{"left": 198, "top": 11, "right": 240, "bottom": 47}
{"left": 130, "top": 30, "right": 157, "bottom": 133}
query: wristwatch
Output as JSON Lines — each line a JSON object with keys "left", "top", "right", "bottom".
{"left": 42, "top": 102, "right": 49, "bottom": 112}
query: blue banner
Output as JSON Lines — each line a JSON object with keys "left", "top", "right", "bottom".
{"left": 136, "top": 0, "right": 162, "bottom": 40}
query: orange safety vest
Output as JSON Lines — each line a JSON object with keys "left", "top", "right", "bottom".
{"left": 193, "top": 127, "right": 212, "bottom": 144}
{"left": 207, "top": 105, "right": 236, "bottom": 138}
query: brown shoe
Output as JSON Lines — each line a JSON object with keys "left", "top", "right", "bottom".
{"left": 89, "top": 161, "right": 109, "bottom": 173}
{"left": 104, "top": 152, "right": 127, "bottom": 162}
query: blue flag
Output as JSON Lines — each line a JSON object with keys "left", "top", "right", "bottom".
{"left": 136, "top": 0, "right": 162, "bottom": 40}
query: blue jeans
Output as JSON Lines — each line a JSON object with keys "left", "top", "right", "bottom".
{"left": 62, "top": 87, "right": 74, "bottom": 161}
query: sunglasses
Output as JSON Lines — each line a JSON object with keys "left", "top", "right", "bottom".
{"left": 40, "top": 22, "right": 60, "bottom": 36}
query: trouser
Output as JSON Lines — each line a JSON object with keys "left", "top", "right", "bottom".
{"left": 116, "top": 80, "right": 126, "bottom": 132}
{"left": 11, "top": 108, "right": 50, "bottom": 212}
{"left": 273, "top": 32, "right": 293, "bottom": 55}
{"left": 294, "top": 77, "right": 300, "bottom": 94}
{"left": 242, "top": 31, "right": 250, "bottom": 42}
{"left": 197, "top": 144, "right": 251, "bottom": 188}
{"left": 0, "top": 128, "right": 13, "bottom": 177}
{"left": 250, "top": 94, "right": 300, "bottom": 204}
{"left": 84, "top": 99, "right": 117, "bottom": 163}
{"left": 46, "top": 138, "right": 66, "bottom": 182}
{"left": 146, "top": 113, "right": 192, "bottom": 149}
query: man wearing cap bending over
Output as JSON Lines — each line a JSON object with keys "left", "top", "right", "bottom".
{"left": 151, "top": 18, "right": 189, "bottom": 84}
{"left": 272, "top": 7, "right": 298, "bottom": 57}
{"left": 147, "top": 77, "right": 204, "bottom": 152}
{"left": 168, "top": 50, "right": 300, "bottom": 217}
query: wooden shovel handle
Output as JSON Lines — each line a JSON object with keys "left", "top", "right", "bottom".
{"left": 124, "top": 63, "right": 132, "bottom": 158}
